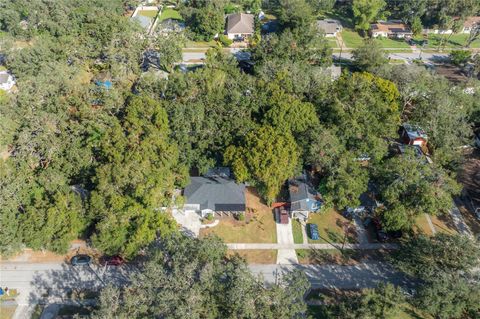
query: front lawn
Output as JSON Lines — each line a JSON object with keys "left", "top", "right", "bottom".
{"left": 292, "top": 219, "right": 304, "bottom": 244}
{"left": 0, "top": 306, "right": 16, "bottom": 319}
{"left": 326, "top": 37, "right": 339, "bottom": 48}
{"left": 137, "top": 10, "right": 158, "bottom": 18}
{"left": 307, "top": 209, "right": 357, "bottom": 244}
{"left": 158, "top": 8, "right": 183, "bottom": 22}
{"left": 374, "top": 37, "right": 411, "bottom": 49}
{"left": 430, "top": 214, "right": 458, "bottom": 235}
{"left": 199, "top": 188, "right": 277, "bottom": 243}
{"left": 341, "top": 29, "right": 365, "bottom": 48}
{"left": 414, "top": 214, "right": 435, "bottom": 236}
{"left": 424, "top": 33, "right": 480, "bottom": 49}
{"left": 228, "top": 249, "right": 277, "bottom": 264}
{"left": 185, "top": 40, "right": 218, "bottom": 48}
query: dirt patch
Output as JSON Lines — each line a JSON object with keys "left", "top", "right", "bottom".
{"left": 458, "top": 148, "right": 480, "bottom": 207}
{"left": 0, "top": 305, "right": 17, "bottom": 319}
{"left": 431, "top": 214, "right": 458, "bottom": 235}
{"left": 228, "top": 249, "right": 277, "bottom": 264}
{"left": 434, "top": 64, "right": 469, "bottom": 84}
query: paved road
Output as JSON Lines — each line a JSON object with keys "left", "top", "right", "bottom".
{"left": 183, "top": 49, "right": 449, "bottom": 64}
{"left": 250, "top": 262, "right": 411, "bottom": 289}
{"left": 227, "top": 243, "right": 398, "bottom": 250}
{"left": 1, "top": 260, "right": 409, "bottom": 307}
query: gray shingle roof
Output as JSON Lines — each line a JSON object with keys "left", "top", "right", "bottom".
{"left": 184, "top": 177, "right": 246, "bottom": 211}
{"left": 226, "top": 13, "right": 254, "bottom": 34}
{"left": 316, "top": 19, "right": 342, "bottom": 34}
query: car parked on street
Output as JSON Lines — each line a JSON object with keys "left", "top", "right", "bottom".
{"left": 70, "top": 254, "right": 91, "bottom": 266}
{"left": 308, "top": 223, "right": 320, "bottom": 240}
{"left": 371, "top": 218, "right": 388, "bottom": 242}
{"left": 100, "top": 255, "right": 125, "bottom": 266}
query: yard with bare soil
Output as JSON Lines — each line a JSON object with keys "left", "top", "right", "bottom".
{"left": 228, "top": 250, "right": 277, "bottom": 264}
{"left": 199, "top": 188, "right": 277, "bottom": 243}
{"left": 457, "top": 148, "right": 480, "bottom": 234}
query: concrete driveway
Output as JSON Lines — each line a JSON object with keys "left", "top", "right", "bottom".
{"left": 275, "top": 216, "right": 298, "bottom": 264}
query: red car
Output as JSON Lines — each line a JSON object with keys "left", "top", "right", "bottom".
{"left": 100, "top": 255, "right": 125, "bottom": 266}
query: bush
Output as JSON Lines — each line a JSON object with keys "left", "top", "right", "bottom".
{"left": 449, "top": 50, "right": 471, "bottom": 66}
{"left": 218, "top": 34, "right": 233, "bottom": 47}
{"left": 237, "top": 212, "right": 245, "bottom": 221}
{"left": 206, "top": 213, "right": 214, "bottom": 221}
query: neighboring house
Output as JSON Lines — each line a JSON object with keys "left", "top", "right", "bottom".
{"left": 183, "top": 170, "right": 246, "bottom": 218}
{"left": 399, "top": 123, "right": 428, "bottom": 147}
{"left": 288, "top": 175, "right": 322, "bottom": 221}
{"left": 370, "top": 20, "right": 412, "bottom": 38}
{"left": 226, "top": 13, "right": 254, "bottom": 40}
{"left": 462, "top": 16, "right": 480, "bottom": 33}
{"left": 0, "top": 71, "right": 15, "bottom": 92}
{"left": 316, "top": 19, "right": 342, "bottom": 37}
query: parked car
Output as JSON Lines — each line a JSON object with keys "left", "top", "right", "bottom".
{"left": 279, "top": 208, "right": 289, "bottom": 224}
{"left": 70, "top": 254, "right": 91, "bottom": 266}
{"left": 308, "top": 223, "right": 320, "bottom": 240}
{"left": 100, "top": 255, "right": 125, "bottom": 266}
{"left": 372, "top": 218, "right": 388, "bottom": 242}
{"left": 343, "top": 206, "right": 366, "bottom": 220}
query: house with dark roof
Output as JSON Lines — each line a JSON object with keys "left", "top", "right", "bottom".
{"left": 288, "top": 175, "right": 322, "bottom": 220}
{"left": 183, "top": 171, "right": 246, "bottom": 218}
{"left": 316, "top": 19, "right": 342, "bottom": 37}
{"left": 226, "top": 13, "right": 254, "bottom": 40}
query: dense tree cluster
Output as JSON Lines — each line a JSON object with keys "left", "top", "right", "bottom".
{"left": 1, "top": 0, "right": 479, "bottom": 260}
{"left": 392, "top": 234, "right": 480, "bottom": 319}
{"left": 92, "top": 235, "right": 309, "bottom": 318}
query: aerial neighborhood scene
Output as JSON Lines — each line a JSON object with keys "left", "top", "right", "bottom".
{"left": 2, "top": 0, "right": 480, "bottom": 318}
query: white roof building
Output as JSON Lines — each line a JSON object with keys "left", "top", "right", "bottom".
{"left": 0, "top": 71, "right": 15, "bottom": 92}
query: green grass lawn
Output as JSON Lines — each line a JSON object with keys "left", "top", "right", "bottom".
{"left": 137, "top": 10, "right": 158, "bottom": 18}
{"left": 374, "top": 37, "right": 411, "bottom": 49}
{"left": 307, "top": 209, "right": 356, "bottom": 244}
{"left": 185, "top": 40, "right": 218, "bottom": 48}
{"left": 292, "top": 219, "right": 304, "bottom": 244}
{"left": 158, "top": 8, "right": 183, "bottom": 22}
{"left": 326, "top": 37, "right": 339, "bottom": 48}
{"left": 341, "top": 29, "right": 365, "bottom": 48}
{"left": 417, "top": 33, "right": 480, "bottom": 49}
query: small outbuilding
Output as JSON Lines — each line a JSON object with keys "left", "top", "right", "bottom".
{"left": 399, "top": 123, "right": 428, "bottom": 147}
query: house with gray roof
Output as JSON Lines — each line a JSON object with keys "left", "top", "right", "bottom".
{"left": 316, "top": 19, "right": 342, "bottom": 37}
{"left": 183, "top": 173, "right": 246, "bottom": 218}
{"left": 288, "top": 175, "right": 322, "bottom": 220}
{"left": 226, "top": 13, "right": 254, "bottom": 40}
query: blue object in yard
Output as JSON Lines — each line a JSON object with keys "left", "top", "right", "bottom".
{"left": 0, "top": 287, "right": 4, "bottom": 296}
{"left": 95, "top": 80, "right": 112, "bottom": 90}
{"left": 308, "top": 223, "right": 320, "bottom": 240}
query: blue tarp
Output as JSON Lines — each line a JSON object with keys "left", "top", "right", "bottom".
{"left": 95, "top": 80, "right": 112, "bottom": 90}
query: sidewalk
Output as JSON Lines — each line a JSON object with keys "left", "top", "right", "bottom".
{"left": 227, "top": 243, "right": 398, "bottom": 250}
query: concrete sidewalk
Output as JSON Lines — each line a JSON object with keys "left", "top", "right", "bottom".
{"left": 227, "top": 243, "right": 398, "bottom": 250}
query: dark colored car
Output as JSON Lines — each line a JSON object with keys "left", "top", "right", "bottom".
{"left": 100, "top": 255, "right": 125, "bottom": 266}
{"left": 308, "top": 223, "right": 320, "bottom": 240}
{"left": 372, "top": 218, "right": 388, "bottom": 242}
{"left": 70, "top": 254, "right": 91, "bottom": 266}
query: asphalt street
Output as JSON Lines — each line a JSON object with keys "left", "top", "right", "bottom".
{"left": 182, "top": 49, "right": 449, "bottom": 64}
{"left": 0, "top": 261, "right": 410, "bottom": 306}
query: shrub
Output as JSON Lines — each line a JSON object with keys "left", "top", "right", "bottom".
{"left": 449, "top": 50, "right": 471, "bottom": 66}
{"left": 237, "top": 212, "right": 245, "bottom": 221}
{"left": 218, "top": 34, "right": 233, "bottom": 47}
{"left": 206, "top": 213, "right": 214, "bottom": 221}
